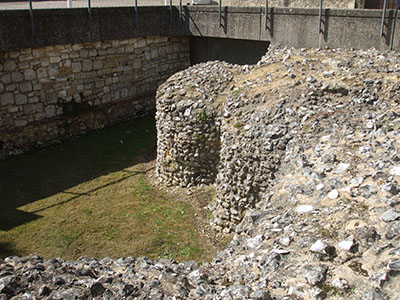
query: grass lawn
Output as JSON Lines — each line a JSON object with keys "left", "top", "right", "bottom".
{"left": 0, "top": 115, "right": 219, "bottom": 262}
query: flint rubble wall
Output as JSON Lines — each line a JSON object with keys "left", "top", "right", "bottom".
{"left": 2, "top": 47, "right": 400, "bottom": 300}
{"left": 0, "top": 36, "right": 190, "bottom": 158}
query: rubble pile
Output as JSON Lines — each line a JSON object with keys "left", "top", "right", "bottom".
{"left": 2, "top": 47, "right": 400, "bottom": 299}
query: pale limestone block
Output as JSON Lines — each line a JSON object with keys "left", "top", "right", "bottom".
{"left": 35, "top": 103, "right": 43, "bottom": 112}
{"left": 20, "top": 81, "right": 33, "bottom": 93}
{"left": 159, "top": 36, "right": 169, "bottom": 43}
{"left": 1, "top": 92, "right": 14, "bottom": 106}
{"left": 11, "top": 71, "right": 24, "bottom": 83}
{"left": 135, "top": 39, "right": 146, "bottom": 48}
{"left": 79, "top": 49, "right": 89, "bottom": 58}
{"left": 15, "top": 94, "right": 28, "bottom": 105}
{"left": 37, "top": 68, "right": 48, "bottom": 79}
{"left": 125, "top": 45, "right": 134, "bottom": 53}
{"left": 47, "top": 93, "right": 58, "bottom": 103}
{"left": 20, "top": 48, "right": 32, "bottom": 54}
{"left": 48, "top": 65, "right": 59, "bottom": 77}
{"left": 34, "top": 112, "right": 46, "bottom": 121}
{"left": 151, "top": 49, "right": 158, "bottom": 59}
{"left": 111, "top": 90, "right": 120, "bottom": 100}
{"left": 173, "top": 43, "right": 180, "bottom": 52}
{"left": 63, "top": 59, "right": 72, "bottom": 67}
{"left": 20, "top": 54, "right": 33, "bottom": 62}
{"left": 107, "top": 48, "right": 117, "bottom": 55}
{"left": 4, "top": 60, "right": 17, "bottom": 72}
{"left": 24, "top": 69, "right": 36, "bottom": 81}
{"left": 18, "top": 62, "right": 30, "bottom": 70}
{"left": 72, "top": 62, "right": 82, "bottom": 73}
{"left": 45, "top": 105, "right": 57, "bottom": 118}
{"left": 72, "top": 44, "right": 83, "bottom": 51}
{"left": 33, "top": 83, "right": 42, "bottom": 91}
{"left": 61, "top": 53, "right": 69, "bottom": 60}
{"left": 41, "top": 60, "right": 50, "bottom": 67}
{"left": 49, "top": 56, "right": 61, "bottom": 63}
{"left": 98, "top": 49, "right": 107, "bottom": 56}
{"left": 93, "top": 60, "right": 103, "bottom": 70}
{"left": 95, "top": 81, "right": 104, "bottom": 89}
{"left": 112, "top": 40, "right": 120, "bottom": 48}
{"left": 89, "top": 49, "right": 97, "bottom": 57}
{"left": 32, "top": 48, "right": 46, "bottom": 58}
{"left": 1, "top": 74, "right": 13, "bottom": 85}
{"left": 9, "top": 51, "right": 20, "bottom": 59}
{"left": 24, "top": 103, "right": 36, "bottom": 114}
{"left": 58, "top": 90, "right": 67, "bottom": 98}
{"left": 70, "top": 51, "right": 80, "bottom": 59}
{"left": 6, "top": 84, "right": 16, "bottom": 92}
{"left": 28, "top": 96, "right": 40, "bottom": 103}
{"left": 121, "top": 88, "right": 128, "bottom": 98}
{"left": 54, "top": 45, "right": 65, "bottom": 51}
{"left": 8, "top": 106, "right": 19, "bottom": 113}
{"left": 82, "top": 60, "right": 93, "bottom": 72}
{"left": 15, "top": 119, "right": 27, "bottom": 127}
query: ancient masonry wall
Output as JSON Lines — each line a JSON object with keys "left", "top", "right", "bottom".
{"left": 0, "top": 36, "right": 190, "bottom": 158}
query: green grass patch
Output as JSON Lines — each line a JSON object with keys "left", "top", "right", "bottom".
{"left": 0, "top": 116, "right": 215, "bottom": 262}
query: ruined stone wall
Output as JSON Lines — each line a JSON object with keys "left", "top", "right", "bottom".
{"left": 0, "top": 36, "right": 190, "bottom": 158}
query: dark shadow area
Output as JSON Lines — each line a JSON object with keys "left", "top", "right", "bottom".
{"left": 190, "top": 36, "right": 270, "bottom": 65}
{"left": 0, "top": 242, "right": 18, "bottom": 259}
{"left": 0, "top": 114, "right": 157, "bottom": 231}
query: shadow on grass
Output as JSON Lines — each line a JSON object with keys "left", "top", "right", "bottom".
{"left": 0, "top": 241, "right": 18, "bottom": 259}
{"left": 0, "top": 115, "right": 157, "bottom": 232}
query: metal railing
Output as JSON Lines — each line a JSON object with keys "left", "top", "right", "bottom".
{"left": 6, "top": 0, "right": 400, "bottom": 45}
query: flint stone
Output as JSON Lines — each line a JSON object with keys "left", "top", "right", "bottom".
{"left": 334, "top": 163, "right": 350, "bottom": 174}
{"left": 337, "top": 236, "right": 358, "bottom": 252}
{"left": 295, "top": 205, "right": 314, "bottom": 214}
{"left": 385, "top": 221, "right": 400, "bottom": 239}
{"left": 310, "top": 287, "right": 327, "bottom": 300}
{"left": 327, "top": 189, "right": 339, "bottom": 199}
{"left": 390, "top": 166, "right": 400, "bottom": 176}
{"left": 387, "top": 259, "right": 400, "bottom": 271}
{"left": 380, "top": 208, "right": 400, "bottom": 222}
{"left": 302, "top": 264, "right": 328, "bottom": 286}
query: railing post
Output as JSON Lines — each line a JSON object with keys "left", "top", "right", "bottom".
{"left": 318, "top": 0, "right": 323, "bottom": 34}
{"left": 88, "top": 0, "right": 92, "bottom": 32}
{"left": 67, "top": 0, "right": 72, "bottom": 8}
{"left": 380, "top": 0, "right": 388, "bottom": 37}
{"left": 219, "top": 0, "right": 222, "bottom": 27}
{"left": 179, "top": 0, "right": 182, "bottom": 24}
{"left": 169, "top": 0, "right": 172, "bottom": 25}
{"left": 135, "top": 0, "right": 138, "bottom": 27}
{"left": 29, "top": 0, "right": 34, "bottom": 33}
{"left": 264, "top": 0, "right": 268, "bottom": 30}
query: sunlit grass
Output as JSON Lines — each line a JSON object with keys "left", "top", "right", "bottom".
{"left": 0, "top": 116, "right": 215, "bottom": 261}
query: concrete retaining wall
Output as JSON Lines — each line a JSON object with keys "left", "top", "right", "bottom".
{"left": 185, "top": 6, "right": 400, "bottom": 51}
{"left": 0, "top": 36, "right": 190, "bottom": 158}
{"left": 1, "top": 6, "right": 399, "bottom": 53}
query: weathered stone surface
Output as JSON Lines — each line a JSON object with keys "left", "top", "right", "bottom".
{"left": 0, "top": 36, "right": 190, "bottom": 159}
{"left": 2, "top": 46, "right": 400, "bottom": 300}
{"left": 155, "top": 47, "right": 400, "bottom": 299}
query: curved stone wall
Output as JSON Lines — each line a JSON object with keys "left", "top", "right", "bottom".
{"left": 156, "top": 61, "right": 237, "bottom": 187}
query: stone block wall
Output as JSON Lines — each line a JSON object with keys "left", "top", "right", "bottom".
{"left": 0, "top": 36, "right": 190, "bottom": 158}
